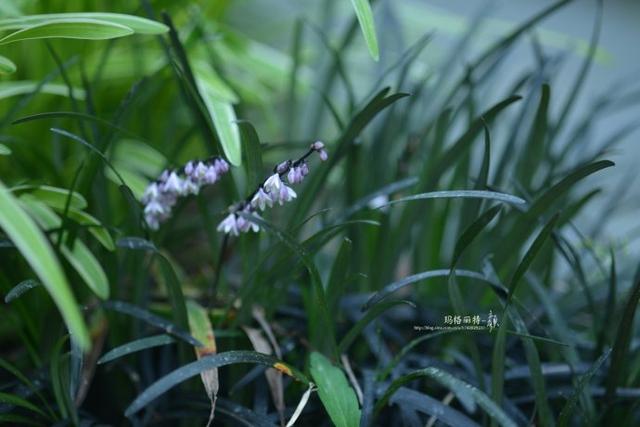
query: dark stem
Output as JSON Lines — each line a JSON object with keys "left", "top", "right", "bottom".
{"left": 209, "top": 233, "right": 228, "bottom": 309}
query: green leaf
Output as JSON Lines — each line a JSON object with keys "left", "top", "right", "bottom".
{"left": 239, "top": 212, "right": 339, "bottom": 359}
{"left": 364, "top": 268, "right": 504, "bottom": 310}
{"left": 19, "top": 196, "right": 110, "bottom": 300}
{"left": 238, "top": 121, "right": 264, "bottom": 191}
{"left": 61, "top": 207, "right": 114, "bottom": 251}
{"left": 381, "top": 190, "right": 526, "bottom": 208}
{"left": 350, "top": 0, "right": 379, "bottom": 61}
{"left": 558, "top": 349, "right": 611, "bottom": 427}
{"left": 374, "top": 367, "right": 516, "bottom": 427}
{"left": 0, "top": 392, "right": 48, "bottom": 418}
{"left": 4, "top": 279, "right": 40, "bottom": 303}
{"left": 309, "top": 352, "right": 361, "bottom": 427}
{"left": 0, "top": 143, "right": 11, "bottom": 155}
{"left": 0, "top": 12, "right": 169, "bottom": 34}
{"left": 195, "top": 73, "right": 242, "bottom": 166}
{"left": 338, "top": 300, "right": 415, "bottom": 354}
{"left": 606, "top": 265, "right": 640, "bottom": 402}
{"left": 0, "top": 180, "right": 89, "bottom": 349}
{"left": 0, "top": 19, "right": 135, "bottom": 45}
{"left": 13, "top": 184, "right": 87, "bottom": 210}
{"left": 0, "top": 54, "right": 16, "bottom": 74}
{"left": 125, "top": 350, "right": 308, "bottom": 417}
{"left": 103, "top": 300, "right": 200, "bottom": 346}
{"left": 97, "top": 335, "right": 175, "bottom": 365}
{"left": 0, "top": 81, "right": 86, "bottom": 100}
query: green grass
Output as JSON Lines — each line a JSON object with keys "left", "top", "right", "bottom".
{"left": 1, "top": 0, "right": 639, "bottom": 426}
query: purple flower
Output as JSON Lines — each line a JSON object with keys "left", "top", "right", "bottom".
{"left": 184, "top": 161, "right": 195, "bottom": 175}
{"left": 203, "top": 165, "right": 218, "bottom": 184}
{"left": 275, "top": 184, "right": 297, "bottom": 205}
{"left": 214, "top": 158, "right": 229, "bottom": 174}
{"left": 251, "top": 187, "right": 273, "bottom": 211}
{"left": 311, "top": 141, "right": 328, "bottom": 161}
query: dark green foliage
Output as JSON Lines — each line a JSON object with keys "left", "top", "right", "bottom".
{"left": 0, "top": 1, "right": 638, "bottom": 426}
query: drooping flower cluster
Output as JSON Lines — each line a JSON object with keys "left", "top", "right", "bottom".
{"left": 216, "top": 141, "right": 328, "bottom": 236}
{"left": 142, "top": 157, "right": 229, "bottom": 230}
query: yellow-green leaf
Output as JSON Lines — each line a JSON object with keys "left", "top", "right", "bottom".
{"left": 0, "top": 13, "right": 168, "bottom": 34}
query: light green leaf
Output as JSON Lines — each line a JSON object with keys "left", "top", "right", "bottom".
{"left": 13, "top": 185, "right": 88, "bottom": 210}
{"left": 58, "top": 208, "right": 114, "bottom": 251}
{"left": 195, "top": 75, "right": 242, "bottom": 166}
{"left": 0, "top": 54, "right": 16, "bottom": 74}
{"left": 0, "top": 143, "right": 11, "bottom": 155}
{"left": 0, "top": 81, "right": 86, "bottom": 100}
{"left": 0, "top": 180, "right": 89, "bottom": 349}
{"left": 0, "top": 18, "right": 134, "bottom": 45}
{"left": 20, "top": 196, "right": 110, "bottom": 300}
{"left": 0, "top": 13, "right": 168, "bottom": 34}
{"left": 350, "top": 0, "right": 379, "bottom": 61}
{"left": 309, "top": 352, "right": 361, "bottom": 427}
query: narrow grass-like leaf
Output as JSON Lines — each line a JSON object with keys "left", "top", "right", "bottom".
{"left": 374, "top": 367, "right": 516, "bottom": 427}
{"left": 103, "top": 300, "right": 200, "bottom": 346}
{"left": 310, "top": 352, "right": 361, "bottom": 427}
{"left": 20, "top": 196, "right": 109, "bottom": 299}
{"left": 350, "top": 0, "right": 379, "bottom": 61}
{"left": 0, "top": 54, "right": 16, "bottom": 74}
{"left": 61, "top": 207, "right": 114, "bottom": 251}
{"left": 558, "top": 349, "right": 611, "bottom": 427}
{"left": 606, "top": 266, "right": 640, "bottom": 402}
{"left": 492, "top": 214, "right": 558, "bottom": 426}
{"left": 452, "top": 205, "right": 502, "bottom": 265}
{"left": 97, "top": 334, "right": 175, "bottom": 364}
{"left": 4, "top": 279, "right": 40, "bottom": 303}
{"left": 338, "top": 299, "right": 415, "bottom": 354}
{"left": 0, "top": 180, "right": 89, "bottom": 349}
{"left": 195, "top": 74, "right": 242, "bottom": 166}
{"left": 116, "top": 236, "right": 157, "bottom": 252}
{"left": 125, "top": 350, "right": 308, "bottom": 416}
{"left": 0, "top": 13, "right": 168, "bottom": 34}
{"left": 0, "top": 392, "right": 48, "bottom": 418}
{"left": 13, "top": 185, "right": 87, "bottom": 210}
{"left": 0, "top": 81, "right": 86, "bottom": 100}
{"left": 239, "top": 212, "right": 339, "bottom": 359}
{"left": 364, "top": 269, "right": 504, "bottom": 310}
{"left": 0, "top": 19, "right": 134, "bottom": 45}
{"left": 380, "top": 190, "right": 525, "bottom": 209}
{"left": 237, "top": 121, "right": 264, "bottom": 190}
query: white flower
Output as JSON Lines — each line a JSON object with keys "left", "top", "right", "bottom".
{"left": 251, "top": 187, "right": 273, "bottom": 211}
{"left": 192, "top": 162, "right": 209, "bottom": 181}
{"left": 144, "top": 200, "right": 167, "bottom": 217}
{"left": 217, "top": 213, "right": 239, "bottom": 236}
{"left": 141, "top": 182, "right": 160, "bottom": 204}
{"left": 182, "top": 178, "right": 200, "bottom": 195}
{"left": 145, "top": 214, "right": 160, "bottom": 230}
{"left": 162, "top": 171, "right": 185, "bottom": 195}
{"left": 263, "top": 173, "right": 283, "bottom": 194}
{"left": 275, "top": 184, "right": 297, "bottom": 205}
